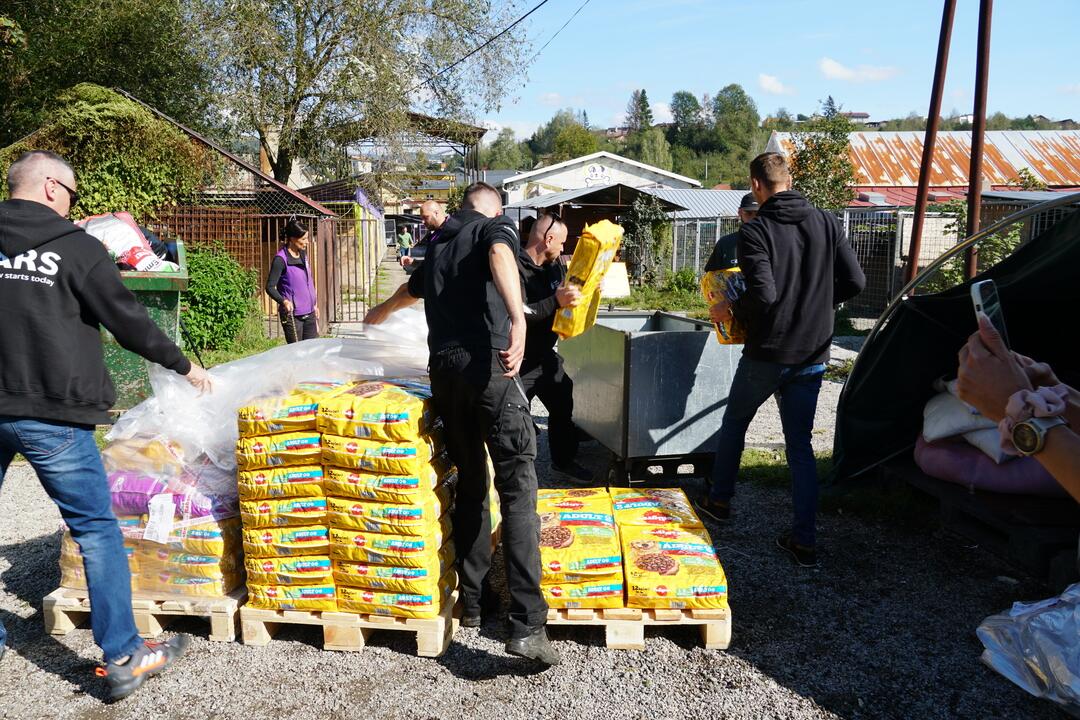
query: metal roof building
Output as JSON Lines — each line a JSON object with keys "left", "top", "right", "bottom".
{"left": 643, "top": 188, "right": 749, "bottom": 219}
{"left": 766, "top": 130, "right": 1080, "bottom": 207}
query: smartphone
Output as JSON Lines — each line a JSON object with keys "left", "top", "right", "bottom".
{"left": 971, "top": 279, "right": 1010, "bottom": 347}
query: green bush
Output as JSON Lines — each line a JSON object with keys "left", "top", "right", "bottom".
{"left": 182, "top": 243, "right": 257, "bottom": 351}
{"left": 665, "top": 267, "right": 699, "bottom": 294}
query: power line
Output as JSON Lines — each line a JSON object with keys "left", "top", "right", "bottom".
{"left": 525, "top": 0, "right": 592, "bottom": 66}
{"left": 410, "top": 0, "right": 553, "bottom": 93}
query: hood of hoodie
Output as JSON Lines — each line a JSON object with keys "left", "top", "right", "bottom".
{"left": 757, "top": 190, "right": 814, "bottom": 225}
{"left": 0, "top": 199, "right": 84, "bottom": 258}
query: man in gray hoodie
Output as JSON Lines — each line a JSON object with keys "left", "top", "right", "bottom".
{"left": 0, "top": 150, "right": 210, "bottom": 699}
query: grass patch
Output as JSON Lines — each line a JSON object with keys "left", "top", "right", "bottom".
{"left": 824, "top": 358, "right": 856, "bottom": 383}
{"left": 610, "top": 285, "right": 709, "bottom": 319}
{"left": 740, "top": 448, "right": 936, "bottom": 528}
{"left": 198, "top": 308, "right": 284, "bottom": 368}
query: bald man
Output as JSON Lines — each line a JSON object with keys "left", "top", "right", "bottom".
{"left": 400, "top": 199, "right": 449, "bottom": 270}
{"left": 0, "top": 150, "right": 209, "bottom": 698}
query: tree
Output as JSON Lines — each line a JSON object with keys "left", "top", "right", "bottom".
{"left": 529, "top": 109, "right": 582, "bottom": 158}
{"left": 711, "top": 84, "right": 762, "bottom": 186}
{"left": 1, "top": 1, "right": 212, "bottom": 147}
{"left": 822, "top": 95, "right": 840, "bottom": 118}
{"left": 668, "top": 90, "right": 703, "bottom": 146}
{"left": 790, "top": 102, "right": 857, "bottom": 210}
{"left": 485, "top": 127, "right": 525, "bottom": 170}
{"left": 621, "top": 194, "right": 672, "bottom": 285}
{"left": 762, "top": 108, "right": 795, "bottom": 131}
{"left": 637, "top": 127, "right": 672, "bottom": 170}
{"left": 552, "top": 123, "right": 598, "bottom": 162}
{"left": 197, "top": 0, "right": 527, "bottom": 183}
{"left": 625, "top": 89, "right": 653, "bottom": 131}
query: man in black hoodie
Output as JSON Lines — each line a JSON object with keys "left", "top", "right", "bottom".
{"left": 0, "top": 150, "right": 210, "bottom": 698}
{"left": 364, "top": 182, "right": 560, "bottom": 666}
{"left": 697, "top": 152, "right": 865, "bottom": 568}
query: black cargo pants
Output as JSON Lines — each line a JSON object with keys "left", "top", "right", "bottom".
{"left": 519, "top": 349, "right": 578, "bottom": 467}
{"left": 429, "top": 346, "right": 547, "bottom": 638}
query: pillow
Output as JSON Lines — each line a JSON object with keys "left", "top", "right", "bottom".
{"left": 923, "top": 392, "right": 996, "bottom": 442}
{"left": 963, "top": 428, "right": 1010, "bottom": 465}
{"left": 914, "top": 436, "right": 1066, "bottom": 498}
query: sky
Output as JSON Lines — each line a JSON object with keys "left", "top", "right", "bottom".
{"left": 478, "top": 0, "right": 1080, "bottom": 141}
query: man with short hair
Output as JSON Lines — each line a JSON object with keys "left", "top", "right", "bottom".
{"left": 518, "top": 212, "right": 588, "bottom": 481}
{"left": 0, "top": 150, "right": 211, "bottom": 697}
{"left": 396, "top": 225, "right": 413, "bottom": 258}
{"left": 365, "top": 182, "right": 559, "bottom": 665}
{"left": 697, "top": 152, "right": 865, "bottom": 568}
{"left": 401, "top": 200, "right": 451, "bottom": 269}
{"left": 704, "top": 192, "right": 759, "bottom": 272}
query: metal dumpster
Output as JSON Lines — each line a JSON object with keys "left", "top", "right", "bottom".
{"left": 102, "top": 242, "right": 188, "bottom": 414}
{"left": 559, "top": 310, "right": 742, "bottom": 485}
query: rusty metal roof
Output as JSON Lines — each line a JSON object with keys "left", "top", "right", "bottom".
{"left": 766, "top": 130, "right": 1080, "bottom": 188}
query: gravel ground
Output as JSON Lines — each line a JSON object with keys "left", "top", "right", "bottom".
{"left": 0, "top": 353, "right": 1064, "bottom": 719}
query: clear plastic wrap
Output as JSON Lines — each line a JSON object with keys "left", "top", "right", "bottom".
{"left": 977, "top": 582, "right": 1080, "bottom": 716}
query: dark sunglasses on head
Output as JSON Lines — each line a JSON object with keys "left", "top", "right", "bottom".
{"left": 540, "top": 211, "right": 562, "bottom": 238}
{"left": 48, "top": 177, "right": 79, "bottom": 207}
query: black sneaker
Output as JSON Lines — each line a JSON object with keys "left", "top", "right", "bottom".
{"left": 776, "top": 534, "right": 817, "bottom": 568}
{"left": 461, "top": 612, "right": 482, "bottom": 628}
{"left": 552, "top": 461, "right": 594, "bottom": 485}
{"left": 505, "top": 625, "right": 561, "bottom": 665}
{"left": 96, "top": 635, "right": 191, "bottom": 701}
{"left": 694, "top": 496, "right": 730, "bottom": 522}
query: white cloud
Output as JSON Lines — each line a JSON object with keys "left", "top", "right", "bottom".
{"left": 480, "top": 119, "right": 539, "bottom": 141}
{"left": 1061, "top": 84, "right": 1080, "bottom": 95}
{"left": 651, "top": 102, "right": 673, "bottom": 124}
{"left": 819, "top": 57, "right": 899, "bottom": 83}
{"left": 539, "top": 92, "right": 563, "bottom": 107}
{"left": 759, "top": 73, "right": 794, "bottom": 95}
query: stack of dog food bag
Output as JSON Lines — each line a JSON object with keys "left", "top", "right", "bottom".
{"left": 318, "top": 379, "right": 457, "bottom": 619}
{"left": 536, "top": 488, "right": 624, "bottom": 609}
{"left": 236, "top": 382, "right": 343, "bottom": 612}
{"left": 60, "top": 436, "right": 244, "bottom": 598}
{"left": 610, "top": 488, "right": 728, "bottom": 610}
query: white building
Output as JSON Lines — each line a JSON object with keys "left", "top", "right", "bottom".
{"left": 501, "top": 151, "right": 701, "bottom": 205}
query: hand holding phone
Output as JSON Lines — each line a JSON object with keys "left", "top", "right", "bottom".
{"left": 971, "top": 279, "right": 1009, "bottom": 348}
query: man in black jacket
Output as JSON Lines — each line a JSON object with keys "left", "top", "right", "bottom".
{"left": 364, "top": 183, "right": 560, "bottom": 665}
{"left": 703, "top": 192, "right": 758, "bottom": 272}
{"left": 518, "top": 212, "right": 588, "bottom": 481}
{"left": 0, "top": 151, "right": 210, "bottom": 697}
{"left": 697, "top": 152, "right": 865, "bottom": 568}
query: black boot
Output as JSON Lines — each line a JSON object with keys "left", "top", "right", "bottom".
{"left": 505, "top": 625, "right": 561, "bottom": 665}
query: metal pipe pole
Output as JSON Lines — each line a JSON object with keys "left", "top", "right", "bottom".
{"left": 904, "top": 0, "right": 957, "bottom": 285}
{"left": 966, "top": 0, "right": 994, "bottom": 278}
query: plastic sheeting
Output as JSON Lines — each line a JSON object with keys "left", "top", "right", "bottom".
{"left": 978, "top": 581, "right": 1080, "bottom": 716}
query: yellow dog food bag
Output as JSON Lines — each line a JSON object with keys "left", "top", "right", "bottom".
{"left": 326, "top": 485, "right": 450, "bottom": 535}
{"left": 167, "top": 516, "right": 242, "bottom": 557}
{"left": 247, "top": 583, "right": 337, "bottom": 612}
{"left": 237, "top": 381, "right": 350, "bottom": 437}
{"left": 236, "top": 432, "right": 322, "bottom": 471}
{"left": 610, "top": 488, "right": 702, "bottom": 528}
{"left": 60, "top": 541, "right": 140, "bottom": 591}
{"left": 243, "top": 524, "right": 331, "bottom": 558}
{"left": 316, "top": 380, "right": 436, "bottom": 442}
{"left": 237, "top": 465, "right": 324, "bottom": 500}
{"left": 537, "top": 493, "right": 613, "bottom": 516}
{"left": 332, "top": 542, "right": 455, "bottom": 595}
{"left": 136, "top": 545, "right": 238, "bottom": 580}
{"left": 329, "top": 516, "right": 451, "bottom": 567}
{"left": 323, "top": 465, "right": 448, "bottom": 505}
{"left": 700, "top": 269, "right": 747, "bottom": 345}
{"left": 321, "top": 435, "right": 437, "bottom": 476}
{"left": 336, "top": 573, "right": 454, "bottom": 618}
{"left": 542, "top": 581, "right": 625, "bottom": 610}
{"left": 621, "top": 525, "right": 728, "bottom": 610}
{"left": 244, "top": 555, "right": 334, "bottom": 586}
{"left": 140, "top": 570, "right": 243, "bottom": 597}
{"left": 537, "top": 488, "right": 611, "bottom": 502}
{"left": 552, "top": 220, "right": 624, "bottom": 340}
{"left": 537, "top": 509, "right": 622, "bottom": 585}
{"left": 240, "top": 496, "right": 328, "bottom": 528}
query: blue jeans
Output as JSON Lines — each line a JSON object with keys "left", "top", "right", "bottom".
{"left": 0, "top": 417, "right": 143, "bottom": 663}
{"left": 709, "top": 358, "right": 826, "bottom": 548}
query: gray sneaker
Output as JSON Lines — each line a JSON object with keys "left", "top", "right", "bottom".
{"left": 97, "top": 635, "right": 191, "bottom": 701}
{"left": 506, "top": 625, "right": 561, "bottom": 665}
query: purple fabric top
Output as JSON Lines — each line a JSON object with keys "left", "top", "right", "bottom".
{"left": 275, "top": 247, "right": 317, "bottom": 316}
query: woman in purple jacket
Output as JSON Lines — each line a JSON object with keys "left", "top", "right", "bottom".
{"left": 265, "top": 220, "right": 319, "bottom": 342}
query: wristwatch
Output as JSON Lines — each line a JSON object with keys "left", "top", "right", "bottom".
{"left": 1011, "top": 416, "right": 1068, "bottom": 456}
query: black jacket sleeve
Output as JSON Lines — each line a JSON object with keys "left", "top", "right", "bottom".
{"left": 78, "top": 258, "right": 191, "bottom": 374}
{"left": 265, "top": 255, "right": 286, "bottom": 303}
{"left": 526, "top": 294, "right": 560, "bottom": 325}
{"left": 832, "top": 225, "right": 867, "bottom": 305}
{"left": 406, "top": 259, "right": 426, "bottom": 298}
{"left": 734, "top": 223, "right": 777, "bottom": 316}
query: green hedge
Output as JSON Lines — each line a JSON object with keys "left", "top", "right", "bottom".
{"left": 182, "top": 243, "right": 258, "bottom": 352}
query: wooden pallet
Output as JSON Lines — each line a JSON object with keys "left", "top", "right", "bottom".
{"left": 42, "top": 586, "right": 245, "bottom": 642}
{"left": 240, "top": 590, "right": 459, "bottom": 657}
{"left": 545, "top": 605, "right": 731, "bottom": 650}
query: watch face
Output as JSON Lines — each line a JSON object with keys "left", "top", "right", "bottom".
{"left": 1013, "top": 423, "right": 1040, "bottom": 454}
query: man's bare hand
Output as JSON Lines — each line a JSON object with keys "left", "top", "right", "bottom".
{"left": 555, "top": 285, "right": 583, "bottom": 308}
{"left": 185, "top": 364, "right": 213, "bottom": 395}
{"left": 709, "top": 300, "right": 732, "bottom": 325}
{"left": 500, "top": 318, "right": 526, "bottom": 377}
{"left": 364, "top": 302, "right": 393, "bottom": 326}
{"left": 400, "top": 256, "right": 415, "bottom": 267}
{"left": 957, "top": 313, "right": 1031, "bottom": 421}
